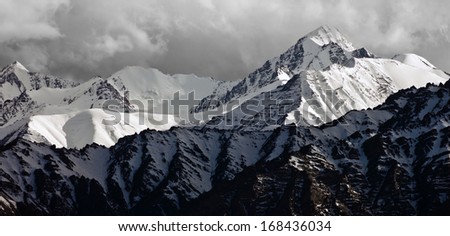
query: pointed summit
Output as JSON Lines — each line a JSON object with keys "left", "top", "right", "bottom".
{"left": 11, "top": 61, "right": 29, "bottom": 72}
{"left": 305, "top": 25, "right": 355, "bottom": 51}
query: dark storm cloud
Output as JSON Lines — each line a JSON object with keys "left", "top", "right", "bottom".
{"left": 0, "top": 0, "right": 449, "bottom": 81}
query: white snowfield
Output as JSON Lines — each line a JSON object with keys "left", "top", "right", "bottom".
{"left": 25, "top": 109, "right": 178, "bottom": 149}
{"left": 0, "top": 26, "right": 448, "bottom": 149}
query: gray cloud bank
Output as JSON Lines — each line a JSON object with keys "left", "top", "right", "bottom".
{"left": 0, "top": 0, "right": 449, "bottom": 81}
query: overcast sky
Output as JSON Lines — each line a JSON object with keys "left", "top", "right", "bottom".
{"left": 0, "top": 0, "right": 449, "bottom": 81}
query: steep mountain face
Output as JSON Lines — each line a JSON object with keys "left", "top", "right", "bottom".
{"left": 195, "top": 26, "right": 447, "bottom": 127}
{"left": 207, "top": 56, "right": 448, "bottom": 129}
{"left": 0, "top": 62, "right": 79, "bottom": 126}
{"left": 195, "top": 26, "right": 360, "bottom": 113}
{"left": 1, "top": 80, "right": 450, "bottom": 215}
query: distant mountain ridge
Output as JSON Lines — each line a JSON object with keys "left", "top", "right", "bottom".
{"left": 0, "top": 62, "right": 217, "bottom": 148}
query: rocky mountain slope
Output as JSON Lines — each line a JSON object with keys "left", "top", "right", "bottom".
{"left": 1, "top": 79, "right": 450, "bottom": 215}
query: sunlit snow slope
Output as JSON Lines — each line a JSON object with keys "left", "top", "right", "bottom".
{"left": 0, "top": 62, "right": 216, "bottom": 148}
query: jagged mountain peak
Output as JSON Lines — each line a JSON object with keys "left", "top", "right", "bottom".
{"left": 0, "top": 61, "right": 32, "bottom": 101}
{"left": 194, "top": 25, "right": 447, "bottom": 121}
{"left": 0, "top": 61, "right": 30, "bottom": 84}
{"left": 0, "top": 60, "right": 79, "bottom": 92}
{"left": 1, "top": 61, "right": 29, "bottom": 74}
{"left": 304, "top": 25, "right": 355, "bottom": 51}
{"left": 10, "top": 61, "right": 29, "bottom": 72}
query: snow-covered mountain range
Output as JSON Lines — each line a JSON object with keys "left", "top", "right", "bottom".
{"left": 1, "top": 26, "right": 447, "bottom": 149}
{"left": 1, "top": 77, "right": 450, "bottom": 215}
{"left": 195, "top": 26, "right": 447, "bottom": 128}
{"left": 0, "top": 62, "right": 217, "bottom": 148}
{"left": 1, "top": 26, "right": 449, "bottom": 215}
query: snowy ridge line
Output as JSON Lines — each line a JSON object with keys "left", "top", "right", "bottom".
{"left": 0, "top": 26, "right": 449, "bottom": 149}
